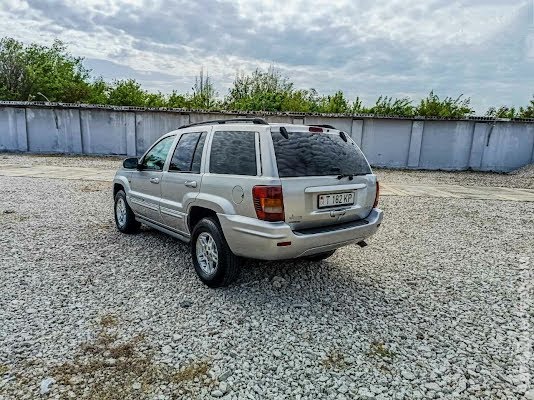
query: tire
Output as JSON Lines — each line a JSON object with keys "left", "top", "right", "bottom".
{"left": 114, "top": 190, "right": 141, "bottom": 234}
{"left": 305, "top": 249, "right": 336, "bottom": 262}
{"left": 191, "top": 217, "right": 240, "bottom": 287}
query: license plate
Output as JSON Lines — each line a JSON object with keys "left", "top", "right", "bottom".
{"left": 318, "top": 192, "right": 354, "bottom": 208}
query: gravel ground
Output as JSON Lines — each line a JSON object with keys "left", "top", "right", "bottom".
{"left": 0, "top": 153, "right": 123, "bottom": 170}
{"left": 1, "top": 152, "right": 533, "bottom": 189}
{"left": 1, "top": 175, "right": 533, "bottom": 400}
{"left": 374, "top": 168, "right": 534, "bottom": 189}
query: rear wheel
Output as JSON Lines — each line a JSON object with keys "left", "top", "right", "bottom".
{"left": 191, "top": 217, "right": 240, "bottom": 287}
{"left": 114, "top": 190, "right": 140, "bottom": 233}
{"left": 305, "top": 250, "right": 336, "bottom": 262}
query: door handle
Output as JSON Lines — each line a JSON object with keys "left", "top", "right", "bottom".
{"left": 149, "top": 177, "right": 160, "bottom": 184}
{"left": 184, "top": 180, "right": 197, "bottom": 188}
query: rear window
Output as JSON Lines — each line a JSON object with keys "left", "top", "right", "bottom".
{"left": 210, "top": 131, "right": 257, "bottom": 175}
{"left": 271, "top": 131, "right": 371, "bottom": 177}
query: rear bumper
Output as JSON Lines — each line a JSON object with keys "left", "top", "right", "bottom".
{"left": 218, "top": 208, "right": 383, "bottom": 260}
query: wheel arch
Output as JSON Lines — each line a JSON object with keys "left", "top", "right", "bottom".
{"left": 113, "top": 175, "right": 131, "bottom": 198}
{"left": 188, "top": 206, "right": 219, "bottom": 233}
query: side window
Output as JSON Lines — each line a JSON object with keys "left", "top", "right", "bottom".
{"left": 209, "top": 131, "right": 257, "bottom": 175}
{"left": 169, "top": 132, "right": 204, "bottom": 172}
{"left": 191, "top": 132, "right": 207, "bottom": 173}
{"left": 142, "top": 136, "right": 176, "bottom": 170}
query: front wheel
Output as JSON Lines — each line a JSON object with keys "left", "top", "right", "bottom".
{"left": 114, "top": 190, "right": 140, "bottom": 234}
{"left": 305, "top": 250, "right": 336, "bottom": 262}
{"left": 191, "top": 217, "right": 240, "bottom": 287}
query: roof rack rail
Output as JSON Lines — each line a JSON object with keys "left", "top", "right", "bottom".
{"left": 306, "top": 124, "right": 337, "bottom": 129}
{"left": 179, "top": 118, "right": 268, "bottom": 129}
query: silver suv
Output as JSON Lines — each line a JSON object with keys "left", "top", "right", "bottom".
{"left": 113, "top": 118, "right": 383, "bottom": 287}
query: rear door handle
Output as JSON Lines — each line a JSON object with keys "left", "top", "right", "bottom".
{"left": 184, "top": 181, "right": 197, "bottom": 188}
{"left": 149, "top": 177, "right": 160, "bottom": 184}
{"left": 330, "top": 210, "right": 346, "bottom": 217}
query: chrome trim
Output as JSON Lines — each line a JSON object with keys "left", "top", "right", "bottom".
{"left": 129, "top": 197, "right": 159, "bottom": 211}
{"left": 304, "top": 183, "right": 366, "bottom": 193}
{"left": 160, "top": 206, "right": 186, "bottom": 219}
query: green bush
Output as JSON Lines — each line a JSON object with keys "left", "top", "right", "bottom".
{"left": 415, "top": 91, "right": 474, "bottom": 118}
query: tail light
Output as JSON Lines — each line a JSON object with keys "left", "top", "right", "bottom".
{"left": 373, "top": 181, "right": 380, "bottom": 208}
{"left": 252, "top": 185, "right": 285, "bottom": 222}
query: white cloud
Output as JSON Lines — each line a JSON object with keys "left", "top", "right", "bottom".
{"left": 0, "top": 0, "right": 532, "bottom": 112}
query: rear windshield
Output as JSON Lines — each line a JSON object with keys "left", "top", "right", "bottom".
{"left": 271, "top": 131, "right": 371, "bottom": 177}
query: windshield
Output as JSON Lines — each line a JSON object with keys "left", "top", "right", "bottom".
{"left": 271, "top": 131, "right": 372, "bottom": 178}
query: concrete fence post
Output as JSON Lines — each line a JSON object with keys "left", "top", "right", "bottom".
{"left": 407, "top": 120, "right": 424, "bottom": 168}
{"left": 16, "top": 108, "right": 28, "bottom": 152}
{"left": 350, "top": 119, "right": 364, "bottom": 148}
{"left": 469, "top": 123, "right": 488, "bottom": 170}
{"left": 126, "top": 112, "right": 136, "bottom": 156}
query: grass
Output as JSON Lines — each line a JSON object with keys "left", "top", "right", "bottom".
{"left": 0, "top": 363, "right": 9, "bottom": 375}
{"left": 99, "top": 314, "right": 119, "bottom": 328}
{"left": 368, "top": 341, "right": 395, "bottom": 359}
{"left": 321, "top": 349, "right": 349, "bottom": 370}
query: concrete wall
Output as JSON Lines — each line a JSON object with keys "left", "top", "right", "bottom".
{"left": 1, "top": 103, "right": 534, "bottom": 172}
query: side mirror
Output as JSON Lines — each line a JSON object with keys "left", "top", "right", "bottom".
{"left": 123, "top": 157, "right": 139, "bottom": 169}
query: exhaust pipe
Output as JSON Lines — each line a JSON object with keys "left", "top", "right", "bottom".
{"left": 357, "top": 240, "right": 367, "bottom": 248}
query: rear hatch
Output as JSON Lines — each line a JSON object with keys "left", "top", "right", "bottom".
{"left": 271, "top": 127, "right": 377, "bottom": 230}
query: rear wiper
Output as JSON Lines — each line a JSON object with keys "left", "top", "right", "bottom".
{"left": 337, "top": 172, "right": 368, "bottom": 180}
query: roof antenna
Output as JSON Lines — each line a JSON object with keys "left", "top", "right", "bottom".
{"left": 280, "top": 127, "right": 289, "bottom": 139}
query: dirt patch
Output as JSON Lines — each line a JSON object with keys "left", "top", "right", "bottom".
{"left": 48, "top": 315, "right": 214, "bottom": 399}
{"left": 79, "top": 182, "right": 110, "bottom": 192}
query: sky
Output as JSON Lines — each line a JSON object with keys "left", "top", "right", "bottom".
{"left": 1, "top": 0, "right": 533, "bottom": 113}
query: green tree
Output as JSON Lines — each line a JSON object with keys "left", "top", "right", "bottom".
{"left": 368, "top": 96, "right": 414, "bottom": 116}
{"left": 85, "top": 78, "right": 109, "bottom": 105}
{"left": 0, "top": 37, "right": 28, "bottom": 100}
{"left": 485, "top": 106, "right": 519, "bottom": 119}
{"left": 0, "top": 37, "right": 93, "bottom": 102}
{"left": 24, "top": 39, "right": 91, "bottom": 102}
{"left": 225, "top": 66, "right": 294, "bottom": 111}
{"left": 144, "top": 92, "right": 167, "bottom": 108}
{"left": 281, "top": 89, "right": 320, "bottom": 113}
{"left": 166, "top": 91, "right": 189, "bottom": 108}
{"left": 351, "top": 97, "right": 368, "bottom": 114}
{"left": 189, "top": 68, "right": 218, "bottom": 109}
{"left": 107, "top": 79, "right": 147, "bottom": 107}
{"left": 415, "top": 91, "right": 473, "bottom": 118}
{"left": 317, "top": 91, "right": 350, "bottom": 114}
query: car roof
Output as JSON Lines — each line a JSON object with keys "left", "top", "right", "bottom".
{"left": 173, "top": 118, "right": 342, "bottom": 134}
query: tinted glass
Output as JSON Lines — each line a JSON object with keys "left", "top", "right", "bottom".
{"left": 191, "top": 132, "right": 206, "bottom": 173}
{"left": 142, "top": 136, "right": 175, "bottom": 170}
{"left": 271, "top": 131, "right": 371, "bottom": 177}
{"left": 210, "top": 131, "right": 257, "bottom": 175}
{"left": 169, "top": 132, "right": 201, "bottom": 172}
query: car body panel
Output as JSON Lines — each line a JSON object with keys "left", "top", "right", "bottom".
{"left": 218, "top": 208, "right": 383, "bottom": 259}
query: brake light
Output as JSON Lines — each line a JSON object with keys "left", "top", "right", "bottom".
{"left": 309, "top": 126, "right": 323, "bottom": 133}
{"left": 373, "top": 181, "right": 380, "bottom": 208}
{"left": 252, "top": 185, "right": 285, "bottom": 222}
